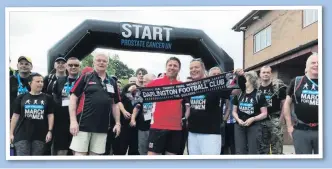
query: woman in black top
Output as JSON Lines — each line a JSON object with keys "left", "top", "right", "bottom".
{"left": 232, "top": 71, "right": 268, "bottom": 154}
{"left": 10, "top": 73, "right": 54, "bottom": 156}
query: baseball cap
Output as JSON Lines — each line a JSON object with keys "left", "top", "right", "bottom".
{"left": 55, "top": 57, "right": 67, "bottom": 62}
{"left": 18, "top": 56, "right": 32, "bottom": 64}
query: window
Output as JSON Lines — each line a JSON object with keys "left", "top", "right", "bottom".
{"left": 254, "top": 25, "right": 271, "bottom": 53}
{"left": 303, "top": 9, "right": 318, "bottom": 27}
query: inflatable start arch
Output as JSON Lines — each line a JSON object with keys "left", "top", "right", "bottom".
{"left": 47, "top": 19, "right": 234, "bottom": 73}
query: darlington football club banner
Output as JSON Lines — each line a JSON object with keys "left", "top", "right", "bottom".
{"left": 130, "top": 71, "right": 240, "bottom": 103}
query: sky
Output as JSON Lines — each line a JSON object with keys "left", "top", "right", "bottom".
{"left": 9, "top": 9, "right": 250, "bottom": 80}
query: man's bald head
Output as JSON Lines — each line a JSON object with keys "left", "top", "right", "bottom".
{"left": 143, "top": 74, "right": 156, "bottom": 86}
{"left": 128, "top": 76, "right": 137, "bottom": 84}
{"left": 305, "top": 52, "right": 318, "bottom": 76}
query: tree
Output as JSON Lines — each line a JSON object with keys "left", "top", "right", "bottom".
{"left": 80, "top": 54, "right": 94, "bottom": 69}
{"left": 80, "top": 53, "right": 135, "bottom": 82}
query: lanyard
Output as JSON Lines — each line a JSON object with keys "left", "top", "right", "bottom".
{"left": 100, "top": 77, "right": 111, "bottom": 90}
{"left": 63, "top": 76, "right": 79, "bottom": 96}
{"left": 16, "top": 73, "right": 28, "bottom": 95}
{"left": 306, "top": 75, "right": 318, "bottom": 88}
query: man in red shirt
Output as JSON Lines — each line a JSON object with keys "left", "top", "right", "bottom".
{"left": 147, "top": 57, "right": 188, "bottom": 155}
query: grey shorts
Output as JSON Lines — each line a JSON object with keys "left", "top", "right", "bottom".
{"left": 138, "top": 130, "right": 150, "bottom": 155}
{"left": 14, "top": 140, "right": 45, "bottom": 156}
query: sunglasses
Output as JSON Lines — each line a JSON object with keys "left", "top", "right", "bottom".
{"left": 68, "top": 64, "right": 79, "bottom": 67}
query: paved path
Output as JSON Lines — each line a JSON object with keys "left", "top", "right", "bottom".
{"left": 182, "top": 145, "right": 295, "bottom": 155}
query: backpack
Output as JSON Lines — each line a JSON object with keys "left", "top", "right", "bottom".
{"left": 258, "top": 78, "right": 287, "bottom": 99}
{"left": 78, "top": 72, "right": 94, "bottom": 98}
{"left": 46, "top": 74, "right": 57, "bottom": 94}
{"left": 75, "top": 72, "right": 94, "bottom": 117}
{"left": 271, "top": 79, "right": 287, "bottom": 99}
{"left": 293, "top": 76, "right": 305, "bottom": 104}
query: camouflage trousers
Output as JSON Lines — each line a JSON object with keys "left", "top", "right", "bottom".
{"left": 258, "top": 117, "right": 284, "bottom": 154}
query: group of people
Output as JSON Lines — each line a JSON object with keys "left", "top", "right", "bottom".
{"left": 9, "top": 51, "right": 319, "bottom": 156}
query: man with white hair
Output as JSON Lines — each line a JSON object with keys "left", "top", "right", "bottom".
{"left": 283, "top": 52, "right": 319, "bottom": 154}
{"left": 68, "top": 53, "right": 121, "bottom": 156}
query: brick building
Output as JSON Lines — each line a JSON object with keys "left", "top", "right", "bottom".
{"left": 232, "top": 10, "right": 318, "bottom": 84}
{"left": 232, "top": 10, "right": 318, "bottom": 145}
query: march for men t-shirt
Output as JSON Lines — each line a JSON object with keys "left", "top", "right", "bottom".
{"left": 287, "top": 76, "right": 318, "bottom": 124}
{"left": 258, "top": 83, "right": 286, "bottom": 115}
{"left": 188, "top": 91, "right": 229, "bottom": 134}
{"left": 13, "top": 93, "right": 53, "bottom": 143}
{"left": 232, "top": 89, "right": 268, "bottom": 123}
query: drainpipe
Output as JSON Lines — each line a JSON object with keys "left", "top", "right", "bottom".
{"left": 242, "top": 30, "right": 245, "bottom": 70}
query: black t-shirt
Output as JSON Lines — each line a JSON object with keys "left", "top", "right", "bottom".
{"left": 135, "top": 102, "right": 155, "bottom": 131}
{"left": 232, "top": 89, "right": 268, "bottom": 122}
{"left": 70, "top": 71, "right": 120, "bottom": 133}
{"left": 287, "top": 76, "right": 318, "bottom": 124}
{"left": 258, "top": 83, "right": 286, "bottom": 115}
{"left": 188, "top": 91, "right": 228, "bottom": 134}
{"left": 120, "top": 83, "right": 138, "bottom": 125}
{"left": 13, "top": 93, "right": 53, "bottom": 143}
{"left": 10, "top": 74, "right": 31, "bottom": 119}
{"left": 52, "top": 76, "right": 78, "bottom": 127}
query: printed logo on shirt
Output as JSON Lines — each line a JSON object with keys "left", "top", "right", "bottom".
{"left": 239, "top": 96, "right": 254, "bottom": 115}
{"left": 301, "top": 83, "right": 318, "bottom": 106}
{"left": 190, "top": 95, "right": 206, "bottom": 110}
{"left": 143, "top": 102, "right": 154, "bottom": 113}
{"left": 143, "top": 102, "right": 155, "bottom": 121}
{"left": 24, "top": 99, "right": 45, "bottom": 120}
{"left": 261, "top": 89, "right": 272, "bottom": 107}
{"left": 88, "top": 81, "right": 97, "bottom": 85}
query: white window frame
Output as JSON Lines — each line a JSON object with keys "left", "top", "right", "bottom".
{"left": 254, "top": 25, "right": 271, "bottom": 53}
{"left": 303, "top": 9, "right": 318, "bottom": 27}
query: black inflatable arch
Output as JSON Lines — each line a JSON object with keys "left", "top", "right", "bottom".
{"left": 47, "top": 19, "right": 234, "bottom": 74}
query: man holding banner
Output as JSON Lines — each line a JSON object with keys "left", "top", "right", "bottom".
{"left": 187, "top": 59, "right": 243, "bottom": 155}
{"left": 146, "top": 57, "right": 185, "bottom": 155}
{"left": 128, "top": 57, "right": 245, "bottom": 155}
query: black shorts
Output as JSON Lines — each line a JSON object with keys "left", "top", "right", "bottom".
{"left": 53, "top": 123, "right": 72, "bottom": 150}
{"left": 148, "top": 128, "right": 182, "bottom": 154}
